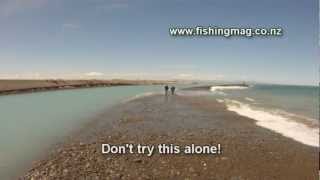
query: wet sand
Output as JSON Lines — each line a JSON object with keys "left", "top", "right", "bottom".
{"left": 0, "top": 79, "right": 170, "bottom": 95}
{"left": 23, "top": 95, "right": 318, "bottom": 179}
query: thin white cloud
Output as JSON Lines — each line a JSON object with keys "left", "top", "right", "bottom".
{"left": 62, "top": 23, "right": 80, "bottom": 30}
{"left": 0, "top": 0, "right": 48, "bottom": 17}
{"left": 177, "top": 73, "right": 194, "bottom": 78}
{"left": 96, "top": 0, "right": 129, "bottom": 12}
{"left": 173, "top": 73, "right": 226, "bottom": 80}
{"left": 160, "top": 64, "right": 197, "bottom": 71}
{"left": 108, "top": 3, "right": 129, "bottom": 9}
{"left": 0, "top": 72, "right": 41, "bottom": 79}
{"left": 85, "top": 72, "right": 104, "bottom": 77}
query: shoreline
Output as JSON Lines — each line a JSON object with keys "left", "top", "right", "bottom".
{"left": 22, "top": 94, "right": 318, "bottom": 179}
{"left": 0, "top": 79, "right": 172, "bottom": 96}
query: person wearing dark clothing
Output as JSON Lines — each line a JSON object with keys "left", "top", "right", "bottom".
{"left": 170, "top": 86, "right": 176, "bottom": 95}
{"left": 164, "top": 85, "right": 169, "bottom": 96}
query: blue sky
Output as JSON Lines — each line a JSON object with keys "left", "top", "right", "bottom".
{"left": 0, "top": 0, "right": 318, "bottom": 85}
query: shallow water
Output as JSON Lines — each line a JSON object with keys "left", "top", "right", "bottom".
{"left": 0, "top": 85, "right": 162, "bottom": 179}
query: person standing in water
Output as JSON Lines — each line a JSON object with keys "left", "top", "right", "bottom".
{"left": 164, "top": 85, "right": 169, "bottom": 96}
{"left": 170, "top": 86, "right": 176, "bottom": 95}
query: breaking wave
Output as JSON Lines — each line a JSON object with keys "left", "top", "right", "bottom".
{"left": 210, "top": 86, "right": 248, "bottom": 92}
{"left": 218, "top": 99, "right": 319, "bottom": 147}
{"left": 245, "top": 97, "right": 255, "bottom": 102}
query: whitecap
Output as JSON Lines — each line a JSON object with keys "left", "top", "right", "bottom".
{"left": 210, "top": 86, "right": 248, "bottom": 92}
{"left": 220, "top": 99, "right": 319, "bottom": 147}
{"left": 245, "top": 97, "right": 255, "bottom": 102}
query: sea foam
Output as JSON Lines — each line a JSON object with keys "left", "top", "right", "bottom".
{"left": 210, "top": 86, "right": 248, "bottom": 92}
{"left": 219, "top": 99, "right": 319, "bottom": 147}
{"left": 245, "top": 97, "right": 255, "bottom": 102}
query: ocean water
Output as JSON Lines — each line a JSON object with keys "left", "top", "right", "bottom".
{"left": 210, "top": 84, "right": 319, "bottom": 147}
{"left": 0, "top": 85, "right": 162, "bottom": 179}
